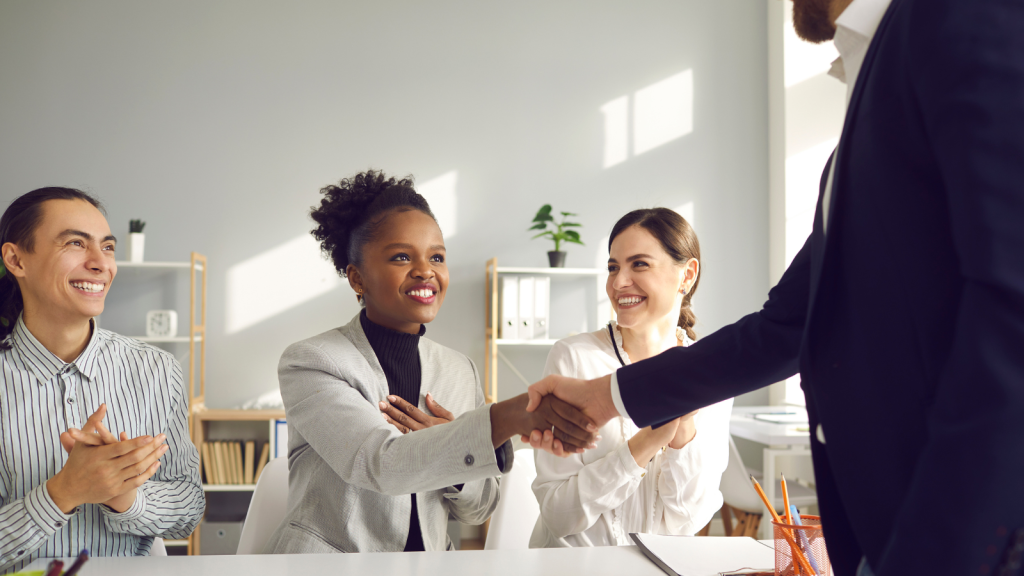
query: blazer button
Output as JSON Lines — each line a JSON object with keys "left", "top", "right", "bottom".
{"left": 464, "top": 454, "right": 474, "bottom": 466}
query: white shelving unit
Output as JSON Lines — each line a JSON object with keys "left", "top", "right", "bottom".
{"left": 483, "top": 259, "right": 606, "bottom": 403}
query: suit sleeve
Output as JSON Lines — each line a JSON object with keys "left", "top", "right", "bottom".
{"left": 618, "top": 237, "right": 812, "bottom": 428}
{"left": 442, "top": 358, "right": 508, "bottom": 526}
{"left": 279, "top": 343, "right": 504, "bottom": 496}
{"left": 876, "top": 2, "right": 1024, "bottom": 573}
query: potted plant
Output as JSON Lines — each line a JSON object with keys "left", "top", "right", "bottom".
{"left": 529, "top": 204, "right": 583, "bottom": 268}
{"left": 128, "top": 219, "right": 146, "bottom": 263}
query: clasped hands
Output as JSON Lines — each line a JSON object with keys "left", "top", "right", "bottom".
{"left": 46, "top": 403, "right": 168, "bottom": 514}
{"left": 379, "top": 390, "right": 601, "bottom": 456}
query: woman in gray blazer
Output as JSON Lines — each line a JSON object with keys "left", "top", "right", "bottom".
{"left": 264, "top": 171, "right": 598, "bottom": 554}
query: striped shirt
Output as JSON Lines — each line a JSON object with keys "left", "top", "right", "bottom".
{"left": 0, "top": 315, "right": 204, "bottom": 573}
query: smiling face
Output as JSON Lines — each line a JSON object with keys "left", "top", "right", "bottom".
{"left": 346, "top": 208, "right": 448, "bottom": 334}
{"left": 3, "top": 199, "right": 117, "bottom": 327}
{"left": 607, "top": 225, "right": 690, "bottom": 332}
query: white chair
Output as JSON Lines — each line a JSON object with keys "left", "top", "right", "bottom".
{"left": 718, "top": 436, "right": 817, "bottom": 537}
{"left": 235, "top": 457, "right": 290, "bottom": 554}
{"left": 150, "top": 537, "right": 167, "bottom": 556}
{"left": 484, "top": 448, "right": 539, "bottom": 550}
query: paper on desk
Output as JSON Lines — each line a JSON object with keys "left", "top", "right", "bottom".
{"left": 752, "top": 413, "right": 807, "bottom": 424}
{"left": 630, "top": 534, "right": 775, "bottom": 576}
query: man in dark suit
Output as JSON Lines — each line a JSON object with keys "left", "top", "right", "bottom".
{"left": 526, "top": 0, "right": 1024, "bottom": 574}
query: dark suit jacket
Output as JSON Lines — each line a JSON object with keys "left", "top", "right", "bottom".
{"left": 617, "top": 1, "right": 1024, "bottom": 574}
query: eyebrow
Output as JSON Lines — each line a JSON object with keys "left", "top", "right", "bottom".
{"left": 57, "top": 229, "right": 118, "bottom": 244}
{"left": 607, "top": 253, "right": 654, "bottom": 264}
{"left": 384, "top": 243, "right": 446, "bottom": 251}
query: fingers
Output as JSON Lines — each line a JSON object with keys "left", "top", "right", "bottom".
{"left": 117, "top": 439, "right": 169, "bottom": 480}
{"left": 59, "top": 431, "right": 75, "bottom": 454}
{"left": 549, "top": 396, "right": 599, "bottom": 433}
{"left": 424, "top": 393, "right": 454, "bottom": 421}
{"left": 82, "top": 403, "right": 107, "bottom": 432}
{"left": 378, "top": 400, "right": 423, "bottom": 431}
{"left": 123, "top": 461, "right": 161, "bottom": 489}
{"left": 67, "top": 428, "right": 105, "bottom": 447}
{"left": 526, "top": 376, "right": 560, "bottom": 412}
{"left": 537, "top": 397, "right": 598, "bottom": 447}
{"left": 108, "top": 433, "right": 161, "bottom": 458}
{"left": 94, "top": 421, "right": 118, "bottom": 444}
{"left": 382, "top": 413, "right": 410, "bottom": 434}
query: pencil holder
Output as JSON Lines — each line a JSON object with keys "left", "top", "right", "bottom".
{"left": 771, "top": 514, "right": 831, "bottom": 576}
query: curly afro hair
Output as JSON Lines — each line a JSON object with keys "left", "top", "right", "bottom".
{"left": 310, "top": 170, "right": 436, "bottom": 277}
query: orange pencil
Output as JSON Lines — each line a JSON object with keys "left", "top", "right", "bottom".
{"left": 750, "top": 475, "right": 816, "bottom": 575}
{"left": 781, "top": 475, "right": 796, "bottom": 574}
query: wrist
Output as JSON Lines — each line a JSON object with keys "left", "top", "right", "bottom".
{"left": 104, "top": 488, "right": 138, "bottom": 513}
{"left": 46, "top": 474, "right": 79, "bottom": 514}
{"left": 627, "top": 431, "right": 659, "bottom": 468}
{"left": 489, "top": 399, "right": 522, "bottom": 448}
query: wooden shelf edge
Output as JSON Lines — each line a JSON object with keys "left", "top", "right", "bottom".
{"left": 195, "top": 408, "right": 286, "bottom": 421}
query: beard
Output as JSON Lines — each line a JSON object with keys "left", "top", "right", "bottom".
{"left": 792, "top": 0, "right": 837, "bottom": 43}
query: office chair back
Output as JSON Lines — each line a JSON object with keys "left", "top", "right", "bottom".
{"left": 236, "top": 457, "right": 289, "bottom": 554}
{"left": 483, "top": 448, "right": 539, "bottom": 550}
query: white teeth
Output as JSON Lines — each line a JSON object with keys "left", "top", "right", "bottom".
{"left": 618, "top": 297, "right": 643, "bottom": 306}
{"left": 71, "top": 282, "right": 104, "bottom": 293}
{"left": 407, "top": 289, "right": 435, "bottom": 298}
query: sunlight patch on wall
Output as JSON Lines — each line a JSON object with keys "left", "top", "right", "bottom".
{"left": 674, "top": 201, "right": 695, "bottom": 229}
{"left": 634, "top": 70, "right": 694, "bottom": 156}
{"left": 601, "top": 69, "right": 694, "bottom": 168}
{"left": 226, "top": 234, "right": 341, "bottom": 334}
{"left": 417, "top": 170, "right": 459, "bottom": 239}
{"left": 601, "top": 97, "right": 629, "bottom": 168}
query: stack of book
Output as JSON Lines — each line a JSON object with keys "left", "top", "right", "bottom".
{"left": 200, "top": 441, "right": 271, "bottom": 485}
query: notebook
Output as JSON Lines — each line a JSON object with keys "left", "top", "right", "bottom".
{"left": 630, "top": 534, "right": 775, "bottom": 576}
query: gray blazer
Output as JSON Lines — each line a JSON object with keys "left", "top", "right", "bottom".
{"left": 264, "top": 313, "right": 513, "bottom": 554}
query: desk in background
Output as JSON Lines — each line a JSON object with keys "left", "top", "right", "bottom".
{"left": 730, "top": 405, "right": 813, "bottom": 539}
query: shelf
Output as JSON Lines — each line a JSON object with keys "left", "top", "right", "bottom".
{"left": 116, "top": 261, "right": 205, "bottom": 271}
{"left": 196, "top": 408, "right": 286, "bottom": 422}
{"left": 496, "top": 339, "right": 558, "bottom": 346}
{"left": 133, "top": 336, "right": 202, "bottom": 343}
{"left": 202, "top": 484, "right": 257, "bottom": 492}
{"left": 163, "top": 539, "right": 190, "bottom": 547}
{"left": 496, "top": 267, "right": 603, "bottom": 276}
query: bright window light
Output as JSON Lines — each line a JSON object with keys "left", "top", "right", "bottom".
{"left": 785, "top": 138, "right": 837, "bottom": 266}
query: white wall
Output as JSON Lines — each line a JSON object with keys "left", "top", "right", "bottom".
{"left": 0, "top": 0, "right": 771, "bottom": 409}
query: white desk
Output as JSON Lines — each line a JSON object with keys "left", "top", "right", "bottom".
{"left": 25, "top": 545, "right": 666, "bottom": 576}
{"left": 730, "top": 405, "right": 813, "bottom": 539}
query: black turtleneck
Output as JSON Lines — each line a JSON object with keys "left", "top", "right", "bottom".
{"left": 360, "top": 309, "right": 426, "bottom": 552}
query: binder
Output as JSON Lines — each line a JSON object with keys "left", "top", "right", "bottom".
{"left": 501, "top": 275, "right": 518, "bottom": 339}
{"left": 213, "top": 442, "right": 227, "bottom": 485}
{"left": 518, "top": 277, "right": 535, "bottom": 340}
{"left": 254, "top": 442, "right": 271, "bottom": 483}
{"left": 201, "top": 443, "right": 215, "bottom": 484}
{"left": 243, "top": 441, "right": 256, "bottom": 484}
{"left": 233, "top": 441, "right": 244, "bottom": 485}
{"left": 534, "top": 277, "right": 550, "bottom": 340}
{"left": 274, "top": 419, "right": 289, "bottom": 459}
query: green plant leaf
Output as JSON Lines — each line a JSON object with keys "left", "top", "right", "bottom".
{"left": 531, "top": 231, "right": 554, "bottom": 240}
{"left": 533, "top": 213, "right": 554, "bottom": 223}
{"left": 528, "top": 222, "right": 548, "bottom": 231}
{"left": 561, "top": 222, "right": 582, "bottom": 227}
{"left": 564, "top": 230, "right": 581, "bottom": 241}
{"left": 560, "top": 211, "right": 577, "bottom": 217}
{"left": 565, "top": 237, "right": 585, "bottom": 245}
{"left": 533, "top": 204, "right": 552, "bottom": 220}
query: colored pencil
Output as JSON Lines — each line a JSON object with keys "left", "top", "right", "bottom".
{"left": 750, "top": 475, "right": 816, "bottom": 575}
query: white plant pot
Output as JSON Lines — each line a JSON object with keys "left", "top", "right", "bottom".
{"left": 128, "top": 233, "right": 145, "bottom": 263}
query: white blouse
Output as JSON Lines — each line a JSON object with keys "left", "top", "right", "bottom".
{"left": 529, "top": 322, "right": 733, "bottom": 548}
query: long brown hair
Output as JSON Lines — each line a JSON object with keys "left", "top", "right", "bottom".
{"left": 608, "top": 208, "right": 701, "bottom": 340}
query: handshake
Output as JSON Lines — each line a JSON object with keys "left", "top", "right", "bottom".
{"left": 377, "top": 373, "right": 622, "bottom": 457}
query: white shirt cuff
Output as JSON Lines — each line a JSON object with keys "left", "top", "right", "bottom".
{"left": 609, "top": 371, "right": 630, "bottom": 419}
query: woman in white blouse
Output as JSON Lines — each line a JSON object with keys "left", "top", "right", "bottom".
{"left": 529, "top": 207, "right": 733, "bottom": 548}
